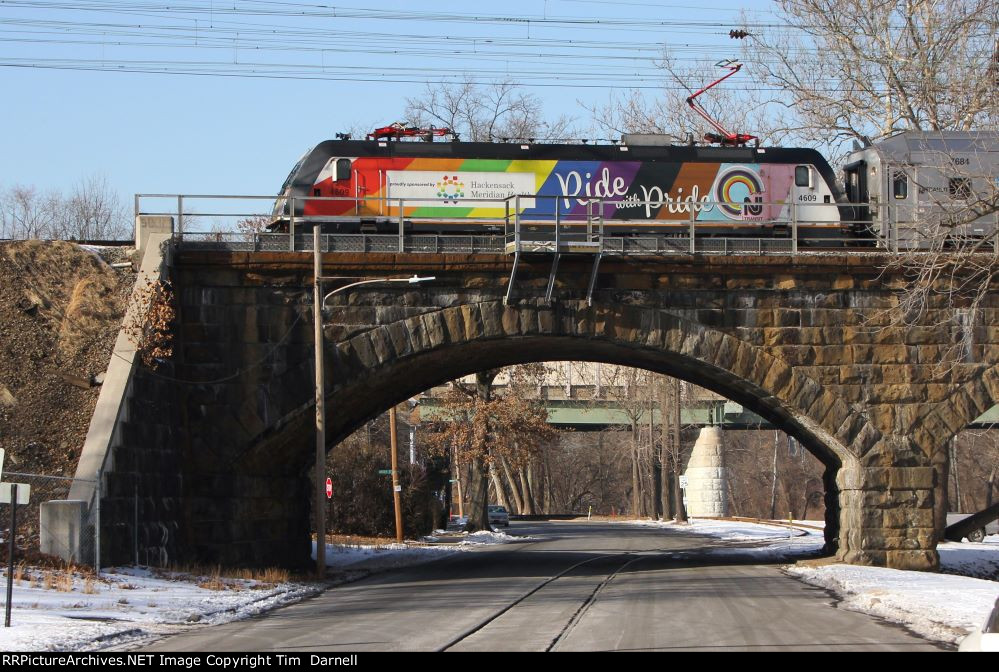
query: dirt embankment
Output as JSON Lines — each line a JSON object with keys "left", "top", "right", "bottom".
{"left": 0, "top": 240, "right": 135, "bottom": 478}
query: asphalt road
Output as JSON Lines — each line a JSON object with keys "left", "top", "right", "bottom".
{"left": 143, "top": 521, "right": 944, "bottom": 652}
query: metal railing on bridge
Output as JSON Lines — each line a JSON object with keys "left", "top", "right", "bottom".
{"left": 134, "top": 193, "right": 998, "bottom": 257}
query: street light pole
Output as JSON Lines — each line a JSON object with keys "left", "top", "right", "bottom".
{"left": 389, "top": 405, "right": 404, "bottom": 543}
{"left": 313, "top": 224, "right": 326, "bottom": 578}
{"left": 311, "top": 229, "right": 434, "bottom": 577}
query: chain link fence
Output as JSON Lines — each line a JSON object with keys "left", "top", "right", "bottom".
{"left": 1, "top": 471, "right": 100, "bottom": 572}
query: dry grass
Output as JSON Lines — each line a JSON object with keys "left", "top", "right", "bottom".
{"left": 83, "top": 577, "right": 97, "bottom": 594}
{"left": 5, "top": 240, "right": 121, "bottom": 349}
{"left": 230, "top": 567, "right": 290, "bottom": 584}
{"left": 42, "top": 572, "right": 56, "bottom": 590}
{"left": 196, "top": 578, "right": 227, "bottom": 591}
{"left": 59, "top": 275, "right": 119, "bottom": 356}
{"left": 195, "top": 567, "right": 228, "bottom": 591}
{"left": 56, "top": 570, "right": 74, "bottom": 593}
{"left": 163, "top": 563, "right": 294, "bottom": 589}
{"left": 14, "top": 563, "right": 25, "bottom": 586}
{"left": 326, "top": 533, "right": 401, "bottom": 547}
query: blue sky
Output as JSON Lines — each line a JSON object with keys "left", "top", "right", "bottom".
{"left": 0, "top": 1, "right": 774, "bottom": 211}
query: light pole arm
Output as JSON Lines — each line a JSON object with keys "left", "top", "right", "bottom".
{"left": 321, "top": 276, "right": 436, "bottom": 311}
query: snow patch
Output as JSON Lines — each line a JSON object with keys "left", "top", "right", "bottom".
{"left": 786, "top": 564, "right": 999, "bottom": 645}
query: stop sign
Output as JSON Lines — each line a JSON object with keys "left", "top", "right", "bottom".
{"left": 325, "top": 478, "right": 333, "bottom": 499}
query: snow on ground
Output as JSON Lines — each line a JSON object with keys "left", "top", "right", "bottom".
{"left": 0, "top": 566, "right": 321, "bottom": 652}
{"left": 625, "top": 517, "right": 826, "bottom": 561}
{"left": 785, "top": 563, "right": 999, "bottom": 645}
{"left": 312, "top": 538, "right": 458, "bottom": 573}
{"left": 425, "top": 529, "right": 537, "bottom": 546}
{"left": 622, "top": 516, "right": 999, "bottom": 646}
{"left": 1, "top": 530, "right": 528, "bottom": 652}
{"left": 938, "top": 536, "right": 999, "bottom": 581}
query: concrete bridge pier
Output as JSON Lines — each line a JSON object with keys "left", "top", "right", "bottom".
{"left": 684, "top": 426, "right": 728, "bottom": 518}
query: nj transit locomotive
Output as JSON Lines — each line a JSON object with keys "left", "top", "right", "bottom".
{"left": 272, "top": 135, "right": 848, "bottom": 240}
{"left": 272, "top": 130, "right": 997, "bottom": 246}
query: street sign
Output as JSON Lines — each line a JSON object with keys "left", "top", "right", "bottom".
{"left": 378, "top": 469, "right": 394, "bottom": 475}
{"left": 393, "top": 485, "right": 402, "bottom": 493}
{"left": 678, "top": 475, "right": 688, "bottom": 489}
{"left": 0, "top": 483, "right": 29, "bottom": 505}
{"left": 0, "top": 449, "right": 5, "bottom": 477}
{"left": 325, "top": 478, "right": 333, "bottom": 499}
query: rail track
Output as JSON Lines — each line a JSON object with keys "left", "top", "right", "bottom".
{"left": 437, "top": 516, "right": 824, "bottom": 651}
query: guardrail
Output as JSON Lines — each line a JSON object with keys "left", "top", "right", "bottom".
{"left": 135, "top": 193, "right": 998, "bottom": 256}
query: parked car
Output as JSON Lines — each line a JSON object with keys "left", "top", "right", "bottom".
{"left": 959, "top": 597, "right": 999, "bottom": 652}
{"left": 488, "top": 505, "right": 510, "bottom": 528}
{"left": 946, "top": 513, "right": 999, "bottom": 543}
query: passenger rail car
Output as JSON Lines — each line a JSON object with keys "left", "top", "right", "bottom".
{"left": 844, "top": 131, "right": 999, "bottom": 249}
{"left": 272, "top": 137, "right": 850, "bottom": 240}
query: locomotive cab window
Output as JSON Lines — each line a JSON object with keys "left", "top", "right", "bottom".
{"left": 795, "top": 165, "right": 812, "bottom": 188}
{"left": 335, "top": 158, "right": 352, "bottom": 182}
{"left": 892, "top": 171, "right": 908, "bottom": 199}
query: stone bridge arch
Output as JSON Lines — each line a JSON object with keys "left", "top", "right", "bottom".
{"left": 243, "top": 297, "right": 881, "bottom": 568}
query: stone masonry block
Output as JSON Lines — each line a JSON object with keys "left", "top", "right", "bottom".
{"left": 459, "top": 303, "right": 484, "bottom": 341}
{"left": 480, "top": 302, "right": 504, "bottom": 338}
{"left": 785, "top": 375, "right": 822, "bottom": 414}
{"left": 385, "top": 321, "right": 414, "bottom": 359}
{"left": 761, "top": 360, "right": 793, "bottom": 398}
{"left": 420, "top": 311, "right": 448, "bottom": 348}
{"left": 501, "top": 305, "right": 521, "bottom": 336}
{"left": 849, "top": 423, "right": 882, "bottom": 457}
{"left": 438, "top": 307, "right": 465, "bottom": 345}
{"left": 886, "top": 550, "right": 938, "bottom": 571}
{"left": 712, "top": 334, "right": 739, "bottom": 372}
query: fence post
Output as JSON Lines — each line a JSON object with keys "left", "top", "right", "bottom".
{"left": 134, "top": 481, "right": 139, "bottom": 567}
{"left": 586, "top": 200, "right": 593, "bottom": 240}
{"left": 289, "top": 198, "right": 296, "bottom": 252}
{"left": 891, "top": 207, "right": 898, "bottom": 254}
{"left": 504, "top": 199, "right": 510, "bottom": 241}
{"left": 95, "top": 476, "right": 101, "bottom": 576}
{"left": 177, "top": 195, "right": 184, "bottom": 238}
{"left": 555, "top": 201, "right": 561, "bottom": 251}
{"left": 515, "top": 196, "right": 521, "bottom": 251}
{"left": 398, "top": 199, "right": 405, "bottom": 253}
{"left": 689, "top": 206, "right": 696, "bottom": 254}
{"left": 791, "top": 200, "right": 798, "bottom": 255}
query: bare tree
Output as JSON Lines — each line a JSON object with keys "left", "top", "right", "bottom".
{"left": 424, "top": 365, "right": 555, "bottom": 531}
{"left": 745, "top": 0, "right": 997, "bottom": 153}
{"left": 1, "top": 175, "right": 130, "bottom": 240}
{"left": 405, "top": 76, "right": 575, "bottom": 142}
{"left": 0, "top": 185, "right": 60, "bottom": 239}
{"left": 740, "top": 2, "right": 999, "bottom": 370}
{"left": 61, "top": 174, "right": 131, "bottom": 240}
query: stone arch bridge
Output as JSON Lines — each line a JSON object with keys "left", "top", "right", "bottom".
{"left": 100, "top": 249, "right": 999, "bottom": 571}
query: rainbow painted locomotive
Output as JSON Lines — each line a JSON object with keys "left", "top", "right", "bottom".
{"left": 273, "top": 130, "right": 997, "bottom": 247}
{"left": 273, "top": 136, "right": 848, "bottom": 239}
